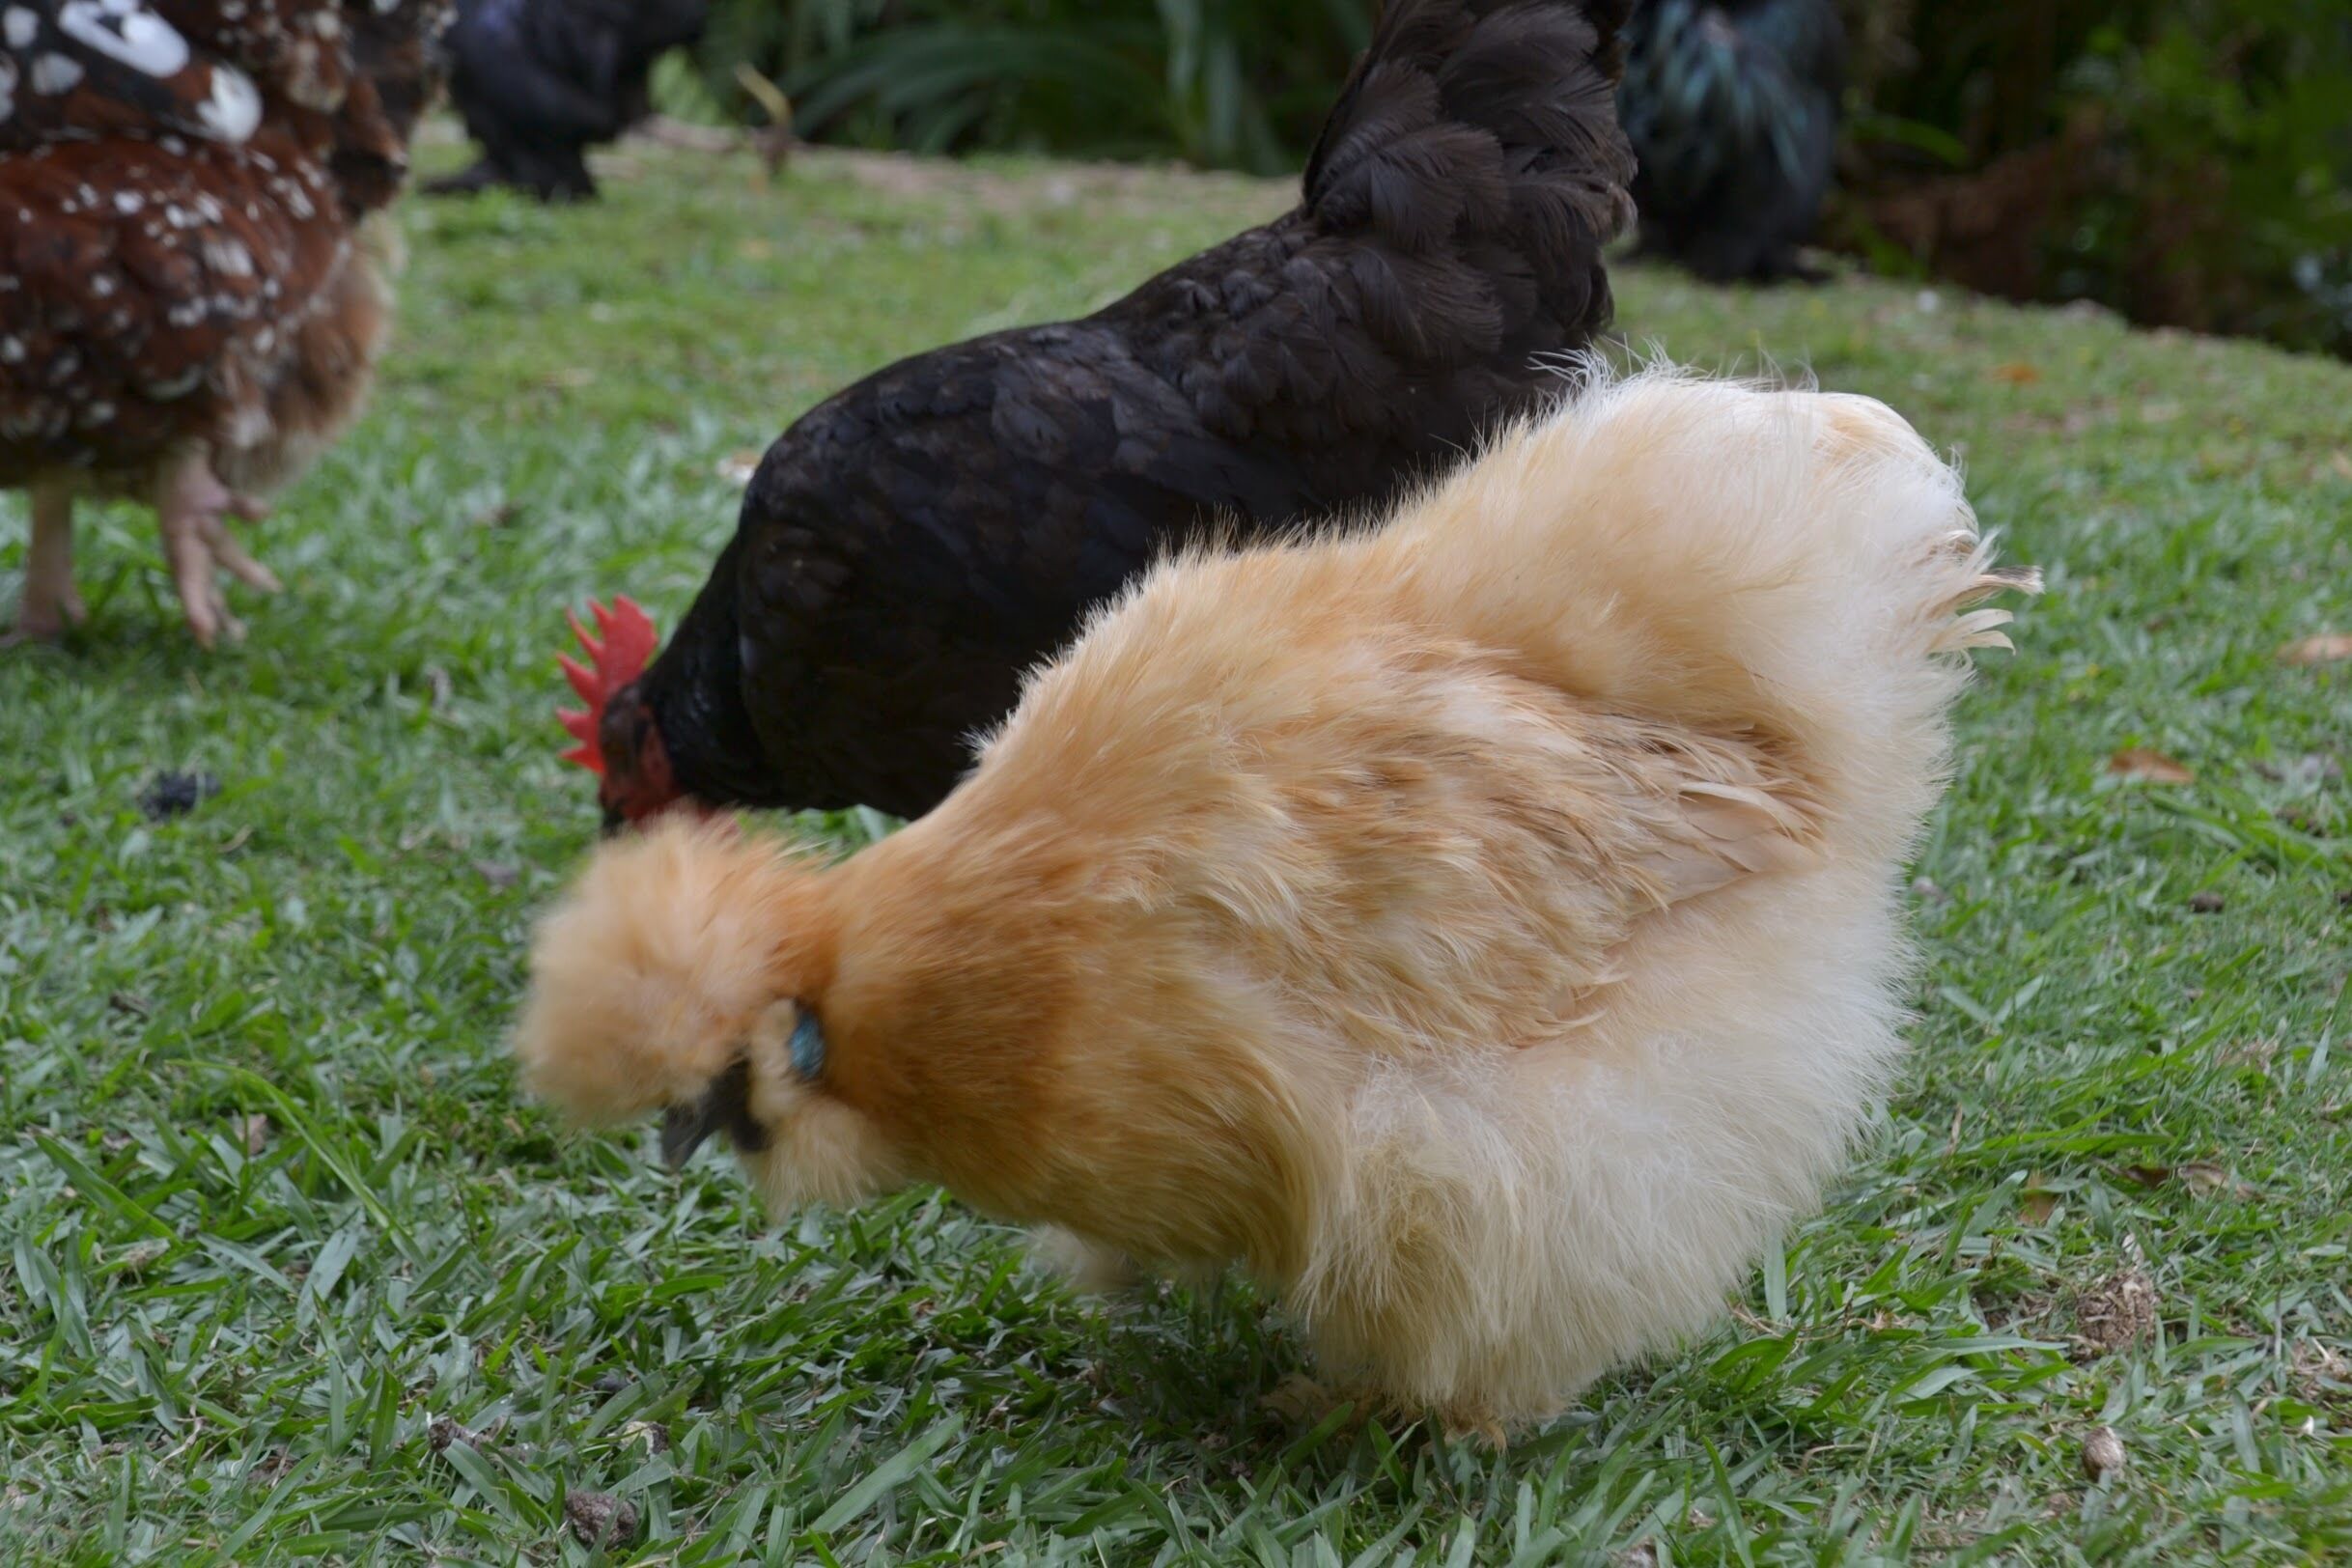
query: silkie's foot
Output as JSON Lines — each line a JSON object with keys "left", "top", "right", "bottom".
{"left": 1027, "top": 1226, "right": 1139, "bottom": 1296}
{"left": 1260, "top": 1373, "right": 1374, "bottom": 1434}
{"left": 1436, "top": 1406, "right": 1510, "bottom": 1451}
{"left": 1261, "top": 1375, "right": 1510, "bottom": 1449}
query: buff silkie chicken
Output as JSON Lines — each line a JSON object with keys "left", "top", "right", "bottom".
{"left": 513, "top": 368, "right": 2036, "bottom": 1440}
{"left": 1, "top": 0, "right": 449, "bottom": 647}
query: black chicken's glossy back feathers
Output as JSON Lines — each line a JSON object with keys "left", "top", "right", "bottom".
{"left": 636, "top": 0, "right": 1636, "bottom": 821}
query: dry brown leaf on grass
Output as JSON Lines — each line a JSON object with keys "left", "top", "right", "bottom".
{"left": 2081, "top": 1426, "right": 2127, "bottom": 1482}
{"left": 1992, "top": 361, "right": 2042, "bottom": 385}
{"left": 2176, "top": 1162, "right": 2232, "bottom": 1194}
{"left": 2277, "top": 633, "right": 2352, "bottom": 666}
{"left": 2123, "top": 1162, "right": 2256, "bottom": 1199}
{"left": 2217, "top": 1039, "right": 2278, "bottom": 1071}
{"left": 112, "top": 1238, "right": 171, "bottom": 1274}
{"left": 2108, "top": 747, "right": 2196, "bottom": 784}
{"left": 2021, "top": 1188, "right": 2059, "bottom": 1225}
{"left": 241, "top": 1113, "right": 269, "bottom": 1156}
{"left": 716, "top": 450, "right": 762, "bottom": 487}
{"left": 2291, "top": 1340, "right": 2350, "bottom": 1399}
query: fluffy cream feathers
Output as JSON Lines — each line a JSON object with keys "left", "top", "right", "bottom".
{"left": 513, "top": 367, "right": 2034, "bottom": 1436}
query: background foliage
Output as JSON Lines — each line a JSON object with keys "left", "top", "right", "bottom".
{"left": 669, "top": 0, "right": 2352, "bottom": 359}
{"left": 677, "top": 0, "right": 1375, "bottom": 174}
{"left": 1837, "top": 0, "right": 2352, "bottom": 360}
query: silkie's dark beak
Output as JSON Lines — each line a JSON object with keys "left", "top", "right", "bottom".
{"left": 659, "top": 1098, "right": 719, "bottom": 1170}
{"left": 658, "top": 1058, "right": 770, "bottom": 1170}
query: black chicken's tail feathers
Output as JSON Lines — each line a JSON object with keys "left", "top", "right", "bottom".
{"left": 1126, "top": 0, "right": 1636, "bottom": 453}
{"left": 1300, "top": 0, "right": 1637, "bottom": 349}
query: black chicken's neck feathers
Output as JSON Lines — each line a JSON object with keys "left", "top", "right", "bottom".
{"left": 637, "top": 537, "right": 782, "bottom": 810}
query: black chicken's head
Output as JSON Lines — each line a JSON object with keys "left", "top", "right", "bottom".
{"left": 594, "top": 687, "right": 686, "bottom": 834}
{"left": 557, "top": 596, "right": 691, "bottom": 832}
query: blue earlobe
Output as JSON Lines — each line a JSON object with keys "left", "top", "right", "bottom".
{"left": 789, "top": 1008, "right": 826, "bottom": 1080}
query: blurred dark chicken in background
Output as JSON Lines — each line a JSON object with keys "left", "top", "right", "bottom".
{"left": 428, "top": 0, "right": 707, "bottom": 200}
{"left": 1618, "top": 0, "right": 1846, "bottom": 282}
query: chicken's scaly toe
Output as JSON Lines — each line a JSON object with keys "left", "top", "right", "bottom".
{"left": 7, "top": 573, "right": 87, "bottom": 645}
{"left": 157, "top": 462, "right": 275, "bottom": 646}
{"left": 4, "top": 590, "right": 88, "bottom": 646}
{"left": 209, "top": 519, "right": 283, "bottom": 595}
{"left": 165, "top": 535, "right": 237, "bottom": 650}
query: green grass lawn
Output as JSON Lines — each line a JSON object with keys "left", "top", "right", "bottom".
{"left": 3, "top": 131, "right": 2349, "bottom": 1564}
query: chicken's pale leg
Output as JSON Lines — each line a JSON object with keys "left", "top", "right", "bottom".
{"left": 6, "top": 485, "right": 86, "bottom": 645}
{"left": 156, "top": 456, "right": 279, "bottom": 649}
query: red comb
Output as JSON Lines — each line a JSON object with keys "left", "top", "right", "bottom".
{"left": 556, "top": 596, "right": 660, "bottom": 774}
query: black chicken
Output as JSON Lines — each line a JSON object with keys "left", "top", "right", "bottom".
{"left": 559, "top": 0, "right": 1637, "bottom": 826}
{"left": 426, "top": 0, "right": 705, "bottom": 200}
{"left": 1618, "top": 0, "right": 1844, "bottom": 282}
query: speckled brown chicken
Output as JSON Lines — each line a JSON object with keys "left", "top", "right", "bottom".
{"left": 1, "top": 0, "right": 449, "bottom": 647}
{"left": 0, "top": 0, "right": 261, "bottom": 147}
